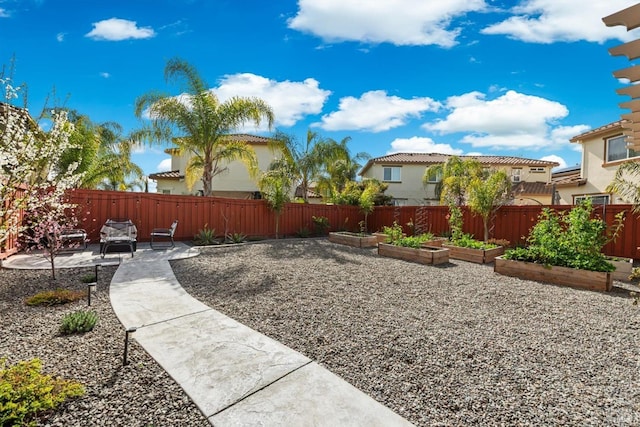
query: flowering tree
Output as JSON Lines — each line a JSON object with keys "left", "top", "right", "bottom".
{"left": 1, "top": 77, "right": 82, "bottom": 277}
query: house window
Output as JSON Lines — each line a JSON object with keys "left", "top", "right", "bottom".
{"left": 511, "top": 168, "right": 521, "bottom": 182}
{"left": 574, "top": 194, "right": 610, "bottom": 205}
{"left": 425, "top": 169, "right": 442, "bottom": 183}
{"left": 606, "top": 135, "right": 640, "bottom": 162}
{"left": 383, "top": 166, "right": 401, "bottom": 182}
{"left": 162, "top": 189, "right": 171, "bottom": 195}
{"left": 530, "top": 167, "right": 545, "bottom": 173}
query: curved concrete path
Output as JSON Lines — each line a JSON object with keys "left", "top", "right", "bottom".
{"left": 4, "top": 243, "right": 413, "bottom": 426}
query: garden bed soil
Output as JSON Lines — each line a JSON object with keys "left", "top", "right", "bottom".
{"left": 494, "top": 256, "right": 613, "bottom": 292}
{"left": 378, "top": 243, "right": 449, "bottom": 265}
{"left": 443, "top": 244, "right": 504, "bottom": 264}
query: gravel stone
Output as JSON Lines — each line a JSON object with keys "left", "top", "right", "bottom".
{"left": 171, "top": 239, "right": 640, "bottom": 427}
{"left": 3, "top": 238, "right": 640, "bottom": 426}
{"left": 0, "top": 265, "right": 209, "bottom": 426}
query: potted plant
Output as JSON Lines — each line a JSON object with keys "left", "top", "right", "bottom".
{"left": 378, "top": 233, "right": 449, "bottom": 265}
{"left": 495, "top": 200, "right": 623, "bottom": 292}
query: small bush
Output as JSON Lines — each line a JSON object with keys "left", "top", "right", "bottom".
{"left": 311, "top": 216, "right": 330, "bottom": 236}
{"left": 60, "top": 310, "right": 98, "bottom": 335}
{"left": 25, "top": 289, "right": 85, "bottom": 307}
{"left": 393, "top": 233, "right": 435, "bottom": 248}
{"left": 296, "top": 227, "right": 311, "bottom": 238}
{"left": 0, "top": 358, "right": 84, "bottom": 426}
{"left": 381, "top": 221, "right": 404, "bottom": 244}
{"left": 80, "top": 274, "right": 96, "bottom": 283}
{"left": 193, "top": 224, "right": 219, "bottom": 246}
{"left": 226, "top": 232, "right": 246, "bottom": 244}
{"left": 451, "top": 233, "right": 499, "bottom": 250}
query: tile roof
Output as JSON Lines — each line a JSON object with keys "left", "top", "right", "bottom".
{"left": 165, "top": 134, "right": 273, "bottom": 154}
{"left": 549, "top": 168, "right": 586, "bottom": 187}
{"left": 359, "top": 153, "right": 559, "bottom": 175}
{"left": 148, "top": 170, "right": 183, "bottom": 180}
{"left": 511, "top": 181, "right": 554, "bottom": 195}
{"left": 569, "top": 121, "right": 623, "bottom": 142}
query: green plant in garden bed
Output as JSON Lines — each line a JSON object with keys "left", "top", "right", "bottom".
{"left": 449, "top": 233, "right": 499, "bottom": 250}
{"left": 80, "top": 273, "right": 96, "bottom": 283}
{"left": 393, "top": 233, "right": 436, "bottom": 248}
{"left": 0, "top": 357, "right": 84, "bottom": 426}
{"left": 380, "top": 221, "right": 404, "bottom": 243}
{"left": 25, "top": 289, "right": 85, "bottom": 306}
{"left": 226, "top": 232, "right": 247, "bottom": 244}
{"left": 311, "top": 216, "right": 329, "bottom": 236}
{"left": 502, "top": 199, "right": 622, "bottom": 272}
{"left": 60, "top": 310, "right": 98, "bottom": 334}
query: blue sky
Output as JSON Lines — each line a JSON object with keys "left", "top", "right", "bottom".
{"left": 1, "top": 0, "right": 639, "bottom": 186}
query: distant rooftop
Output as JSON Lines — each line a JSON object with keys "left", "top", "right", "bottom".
{"left": 359, "top": 153, "right": 559, "bottom": 175}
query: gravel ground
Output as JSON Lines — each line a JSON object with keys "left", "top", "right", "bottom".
{"left": 3, "top": 239, "right": 640, "bottom": 426}
{"left": 0, "top": 264, "right": 208, "bottom": 426}
{"left": 169, "top": 239, "right": 640, "bottom": 427}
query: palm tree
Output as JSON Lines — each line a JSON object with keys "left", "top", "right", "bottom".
{"left": 272, "top": 129, "right": 325, "bottom": 203}
{"left": 606, "top": 162, "right": 640, "bottom": 212}
{"left": 315, "top": 136, "right": 370, "bottom": 202}
{"left": 135, "top": 58, "right": 274, "bottom": 196}
{"left": 58, "top": 114, "right": 144, "bottom": 191}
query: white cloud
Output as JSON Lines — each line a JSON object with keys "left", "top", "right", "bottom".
{"left": 424, "top": 90, "right": 570, "bottom": 149}
{"left": 481, "top": 0, "right": 638, "bottom": 43}
{"left": 540, "top": 154, "right": 567, "bottom": 169}
{"left": 157, "top": 158, "right": 172, "bottom": 172}
{"left": 56, "top": 32, "right": 65, "bottom": 42}
{"left": 86, "top": 18, "right": 155, "bottom": 41}
{"left": 387, "top": 136, "right": 464, "bottom": 155}
{"left": 213, "top": 73, "right": 330, "bottom": 128}
{"left": 288, "top": 0, "right": 487, "bottom": 47}
{"left": 317, "top": 90, "right": 441, "bottom": 132}
{"left": 0, "top": 8, "right": 9, "bottom": 18}
{"left": 99, "top": 72, "right": 110, "bottom": 79}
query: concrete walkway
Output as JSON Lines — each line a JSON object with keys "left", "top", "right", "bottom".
{"left": 4, "top": 243, "right": 413, "bottom": 426}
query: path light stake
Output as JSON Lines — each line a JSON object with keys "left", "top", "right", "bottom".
{"left": 86, "top": 282, "right": 96, "bottom": 306}
{"left": 123, "top": 327, "right": 137, "bottom": 366}
{"left": 94, "top": 264, "right": 102, "bottom": 284}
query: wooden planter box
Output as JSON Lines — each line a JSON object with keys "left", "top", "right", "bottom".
{"left": 372, "top": 232, "right": 406, "bottom": 244}
{"left": 328, "top": 232, "right": 378, "bottom": 248}
{"left": 608, "top": 257, "right": 633, "bottom": 282}
{"left": 494, "top": 256, "right": 613, "bottom": 292}
{"left": 378, "top": 243, "right": 449, "bottom": 265}
{"left": 442, "top": 244, "right": 504, "bottom": 264}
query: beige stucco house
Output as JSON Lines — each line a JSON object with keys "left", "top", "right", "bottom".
{"left": 149, "top": 134, "right": 287, "bottom": 199}
{"left": 358, "top": 153, "right": 559, "bottom": 206}
{"left": 552, "top": 121, "right": 636, "bottom": 205}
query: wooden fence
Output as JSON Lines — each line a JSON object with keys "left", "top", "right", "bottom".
{"left": 2, "top": 188, "right": 640, "bottom": 260}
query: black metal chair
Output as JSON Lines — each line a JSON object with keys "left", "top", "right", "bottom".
{"left": 150, "top": 220, "right": 178, "bottom": 249}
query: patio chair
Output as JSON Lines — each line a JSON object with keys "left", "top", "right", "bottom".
{"left": 150, "top": 220, "right": 178, "bottom": 249}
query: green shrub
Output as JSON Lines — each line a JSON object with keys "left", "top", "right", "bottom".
{"left": 503, "top": 200, "right": 617, "bottom": 272}
{"left": 25, "top": 289, "right": 85, "bottom": 307}
{"left": 80, "top": 274, "right": 96, "bottom": 284}
{"left": 0, "top": 358, "right": 84, "bottom": 426}
{"left": 451, "top": 233, "right": 499, "bottom": 250}
{"left": 296, "top": 227, "right": 311, "bottom": 238}
{"left": 311, "top": 216, "right": 330, "bottom": 236}
{"left": 193, "top": 224, "right": 219, "bottom": 246}
{"left": 60, "top": 310, "right": 98, "bottom": 335}
{"left": 226, "top": 232, "right": 246, "bottom": 244}
{"left": 381, "top": 221, "right": 404, "bottom": 244}
{"left": 393, "top": 233, "right": 435, "bottom": 248}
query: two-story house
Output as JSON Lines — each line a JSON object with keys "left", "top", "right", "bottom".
{"left": 553, "top": 121, "right": 635, "bottom": 205}
{"left": 358, "top": 153, "right": 559, "bottom": 206}
{"left": 149, "top": 134, "right": 288, "bottom": 199}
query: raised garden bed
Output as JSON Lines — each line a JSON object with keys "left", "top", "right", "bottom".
{"left": 378, "top": 243, "right": 449, "bottom": 265}
{"left": 494, "top": 256, "right": 613, "bottom": 292}
{"left": 442, "top": 244, "right": 504, "bottom": 264}
{"left": 328, "top": 232, "right": 378, "bottom": 248}
{"left": 608, "top": 257, "right": 633, "bottom": 282}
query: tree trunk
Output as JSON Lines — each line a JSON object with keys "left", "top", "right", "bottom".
{"left": 483, "top": 217, "right": 489, "bottom": 243}
{"left": 275, "top": 213, "right": 280, "bottom": 239}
